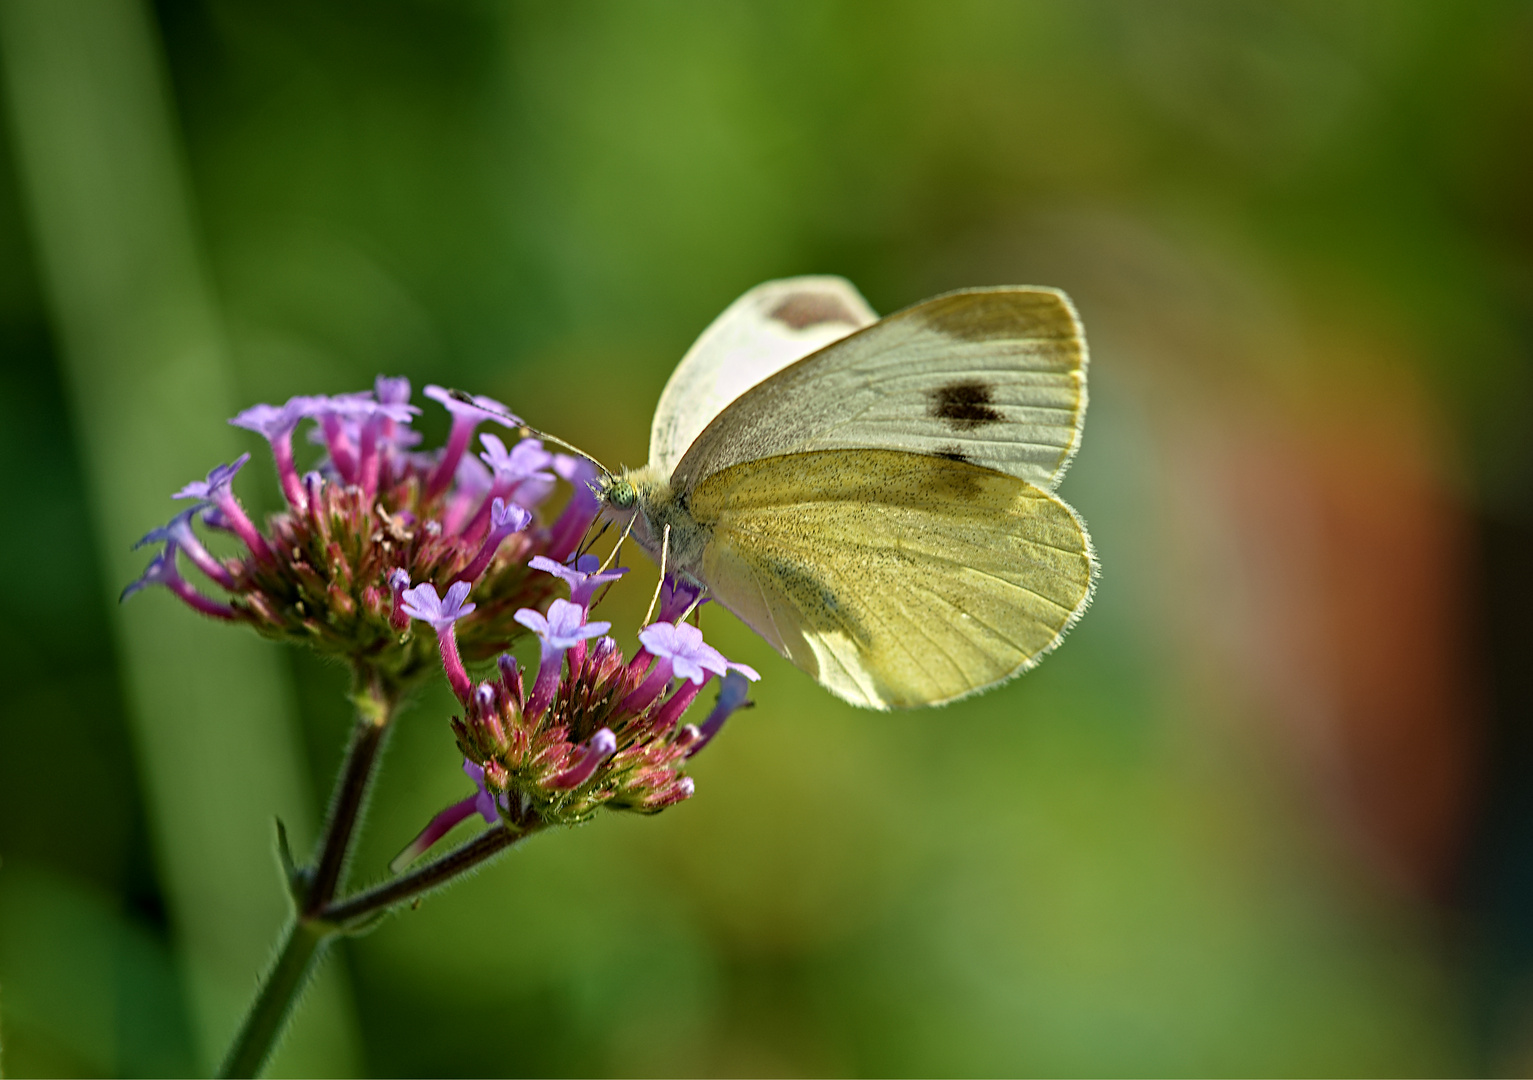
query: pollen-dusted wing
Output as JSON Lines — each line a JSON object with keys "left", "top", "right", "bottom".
{"left": 692, "top": 448, "right": 1095, "bottom": 708}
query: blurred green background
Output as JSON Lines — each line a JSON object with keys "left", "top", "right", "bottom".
{"left": 2, "top": 1, "right": 1532, "bottom": 1075}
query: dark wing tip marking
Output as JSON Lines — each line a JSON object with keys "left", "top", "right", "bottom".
{"left": 928, "top": 380, "right": 1003, "bottom": 431}
{"left": 769, "top": 291, "right": 863, "bottom": 330}
{"left": 918, "top": 288, "right": 1077, "bottom": 343}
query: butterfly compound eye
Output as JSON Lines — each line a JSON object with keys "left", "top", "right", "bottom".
{"left": 599, "top": 476, "right": 637, "bottom": 510}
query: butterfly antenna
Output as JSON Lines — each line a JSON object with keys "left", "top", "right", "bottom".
{"left": 599, "top": 513, "right": 637, "bottom": 573}
{"left": 517, "top": 424, "right": 613, "bottom": 480}
{"left": 574, "top": 518, "right": 612, "bottom": 563}
{"left": 439, "top": 390, "right": 614, "bottom": 479}
{"left": 643, "top": 523, "right": 670, "bottom": 626}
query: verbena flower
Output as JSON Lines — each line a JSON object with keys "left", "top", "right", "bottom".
{"left": 127, "top": 375, "right": 764, "bottom": 862}
{"left": 422, "top": 562, "right": 758, "bottom": 832}
{"left": 123, "top": 374, "right": 771, "bottom": 1075}
{"left": 124, "top": 377, "right": 598, "bottom": 689}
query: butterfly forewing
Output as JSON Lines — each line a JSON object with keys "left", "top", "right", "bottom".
{"left": 670, "top": 287, "right": 1087, "bottom": 497}
{"left": 648, "top": 276, "right": 878, "bottom": 475}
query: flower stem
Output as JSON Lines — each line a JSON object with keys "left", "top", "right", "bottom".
{"left": 216, "top": 919, "right": 328, "bottom": 1079}
{"left": 322, "top": 822, "right": 535, "bottom": 925}
{"left": 304, "top": 675, "right": 394, "bottom": 913}
{"left": 217, "top": 667, "right": 395, "bottom": 1077}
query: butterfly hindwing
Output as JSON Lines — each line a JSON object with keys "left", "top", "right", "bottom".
{"left": 690, "top": 448, "right": 1096, "bottom": 709}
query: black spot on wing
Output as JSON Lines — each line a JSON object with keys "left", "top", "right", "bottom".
{"left": 769, "top": 291, "right": 862, "bottom": 330}
{"left": 933, "top": 445, "right": 970, "bottom": 463}
{"left": 928, "top": 380, "right": 1003, "bottom": 431}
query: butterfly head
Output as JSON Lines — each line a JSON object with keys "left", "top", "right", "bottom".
{"left": 595, "top": 465, "right": 671, "bottom": 513}
{"left": 595, "top": 473, "right": 638, "bottom": 511}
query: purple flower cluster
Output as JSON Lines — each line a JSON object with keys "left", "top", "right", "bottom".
{"left": 127, "top": 374, "right": 765, "bottom": 845}
{"left": 395, "top": 553, "right": 758, "bottom": 837}
{"left": 124, "top": 377, "right": 600, "bottom": 684}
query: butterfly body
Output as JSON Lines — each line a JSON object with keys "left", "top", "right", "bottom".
{"left": 599, "top": 463, "right": 711, "bottom": 582}
{"left": 597, "top": 277, "right": 1096, "bottom": 709}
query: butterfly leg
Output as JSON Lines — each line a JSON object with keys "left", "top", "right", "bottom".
{"left": 643, "top": 522, "right": 672, "bottom": 626}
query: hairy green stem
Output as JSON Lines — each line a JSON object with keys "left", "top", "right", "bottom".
{"left": 216, "top": 920, "right": 328, "bottom": 1079}
{"left": 304, "top": 675, "right": 394, "bottom": 914}
{"left": 217, "top": 669, "right": 395, "bottom": 1077}
{"left": 321, "top": 822, "right": 535, "bottom": 925}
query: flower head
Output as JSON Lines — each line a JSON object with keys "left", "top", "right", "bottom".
{"left": 437, "top": 589, "right": 761, "bottom": 832}
{"left": 137, "top": 377, "right": 591, "bottom": 683}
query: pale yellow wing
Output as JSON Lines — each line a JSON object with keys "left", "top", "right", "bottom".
{"left": 671, "top": 287, "right": 1087, "bottom": 497}
{"left": 691, "top": 449, "right": 1096, "bottom": 709}
{"left": 648, "top": 276, "right": 878, "bottom": 475}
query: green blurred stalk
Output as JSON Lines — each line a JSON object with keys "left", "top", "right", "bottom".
{"left": 220, "top": 920, "right": 330, "bottom": 1080}
{"left": 0, "top": 0, "right": 360, "bottom": 1073}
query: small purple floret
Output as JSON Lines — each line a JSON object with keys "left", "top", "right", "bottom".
{"left": 459, "top": 435, "right": 554, "bottom": 539}
{"left": 174, "top": 453, "right": 250, "bottom": 502}
{"left": 136, "top": 507, "right": 234, "bottom": 589}
{"left": 121, "top": 545, "right": 235, "bottom": 620}
{"left": 515, "top": 599, "right": 610, "bottom": 720}
{"left": 389, "top": 758, "right": 504, "bottom": 873}
{"left": 657, "top": 575, "right": 709, "bottom": 624}
{"left": 400, "top": 580, "right": 476, "bottom": 631}
{"left": 479, "top": 434, "right": 554, "bottom": 485}
{"left": 549, "top": 727, "right": 617, "bottom": 790}
{"left": 423, "top": 385, "right": 522, "bottom": 500}
{"left": 231, "top": 398, "right": 318, "bottom": 511}
{"left": 452, "top": 498, "right": 533, "bottom": 584}
{"left": 425, "top": 385, "right": 520, "bottom": 427}
{"left": 171, "top": 453, "right": 272, "bottom": 562}
{"left": 462, "top": 759, "right": 503, "bottom": 824}
{"left": 402, "top": 581, "right": 476, "bottom": 700}
{"left": 374, "top": 375, "right": 412, "bottom": 406}
{"left": 387, "top": 568, "right": 411, "bottom": 630}
{"left": 686, "top": 669, "right": 754, "bottom": 757}
{"left": 529, "top": 553, "right": 627, "bottom": 612}
{"left": 515, "top": 598, "right": 610, "bottom": 652}
{"left": 637, "top": 621, "right": 729, "bottom": 686}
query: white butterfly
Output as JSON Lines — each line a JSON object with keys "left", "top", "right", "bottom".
{"left": 597, "top": 276, "right": 1096, "bottom": 709}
